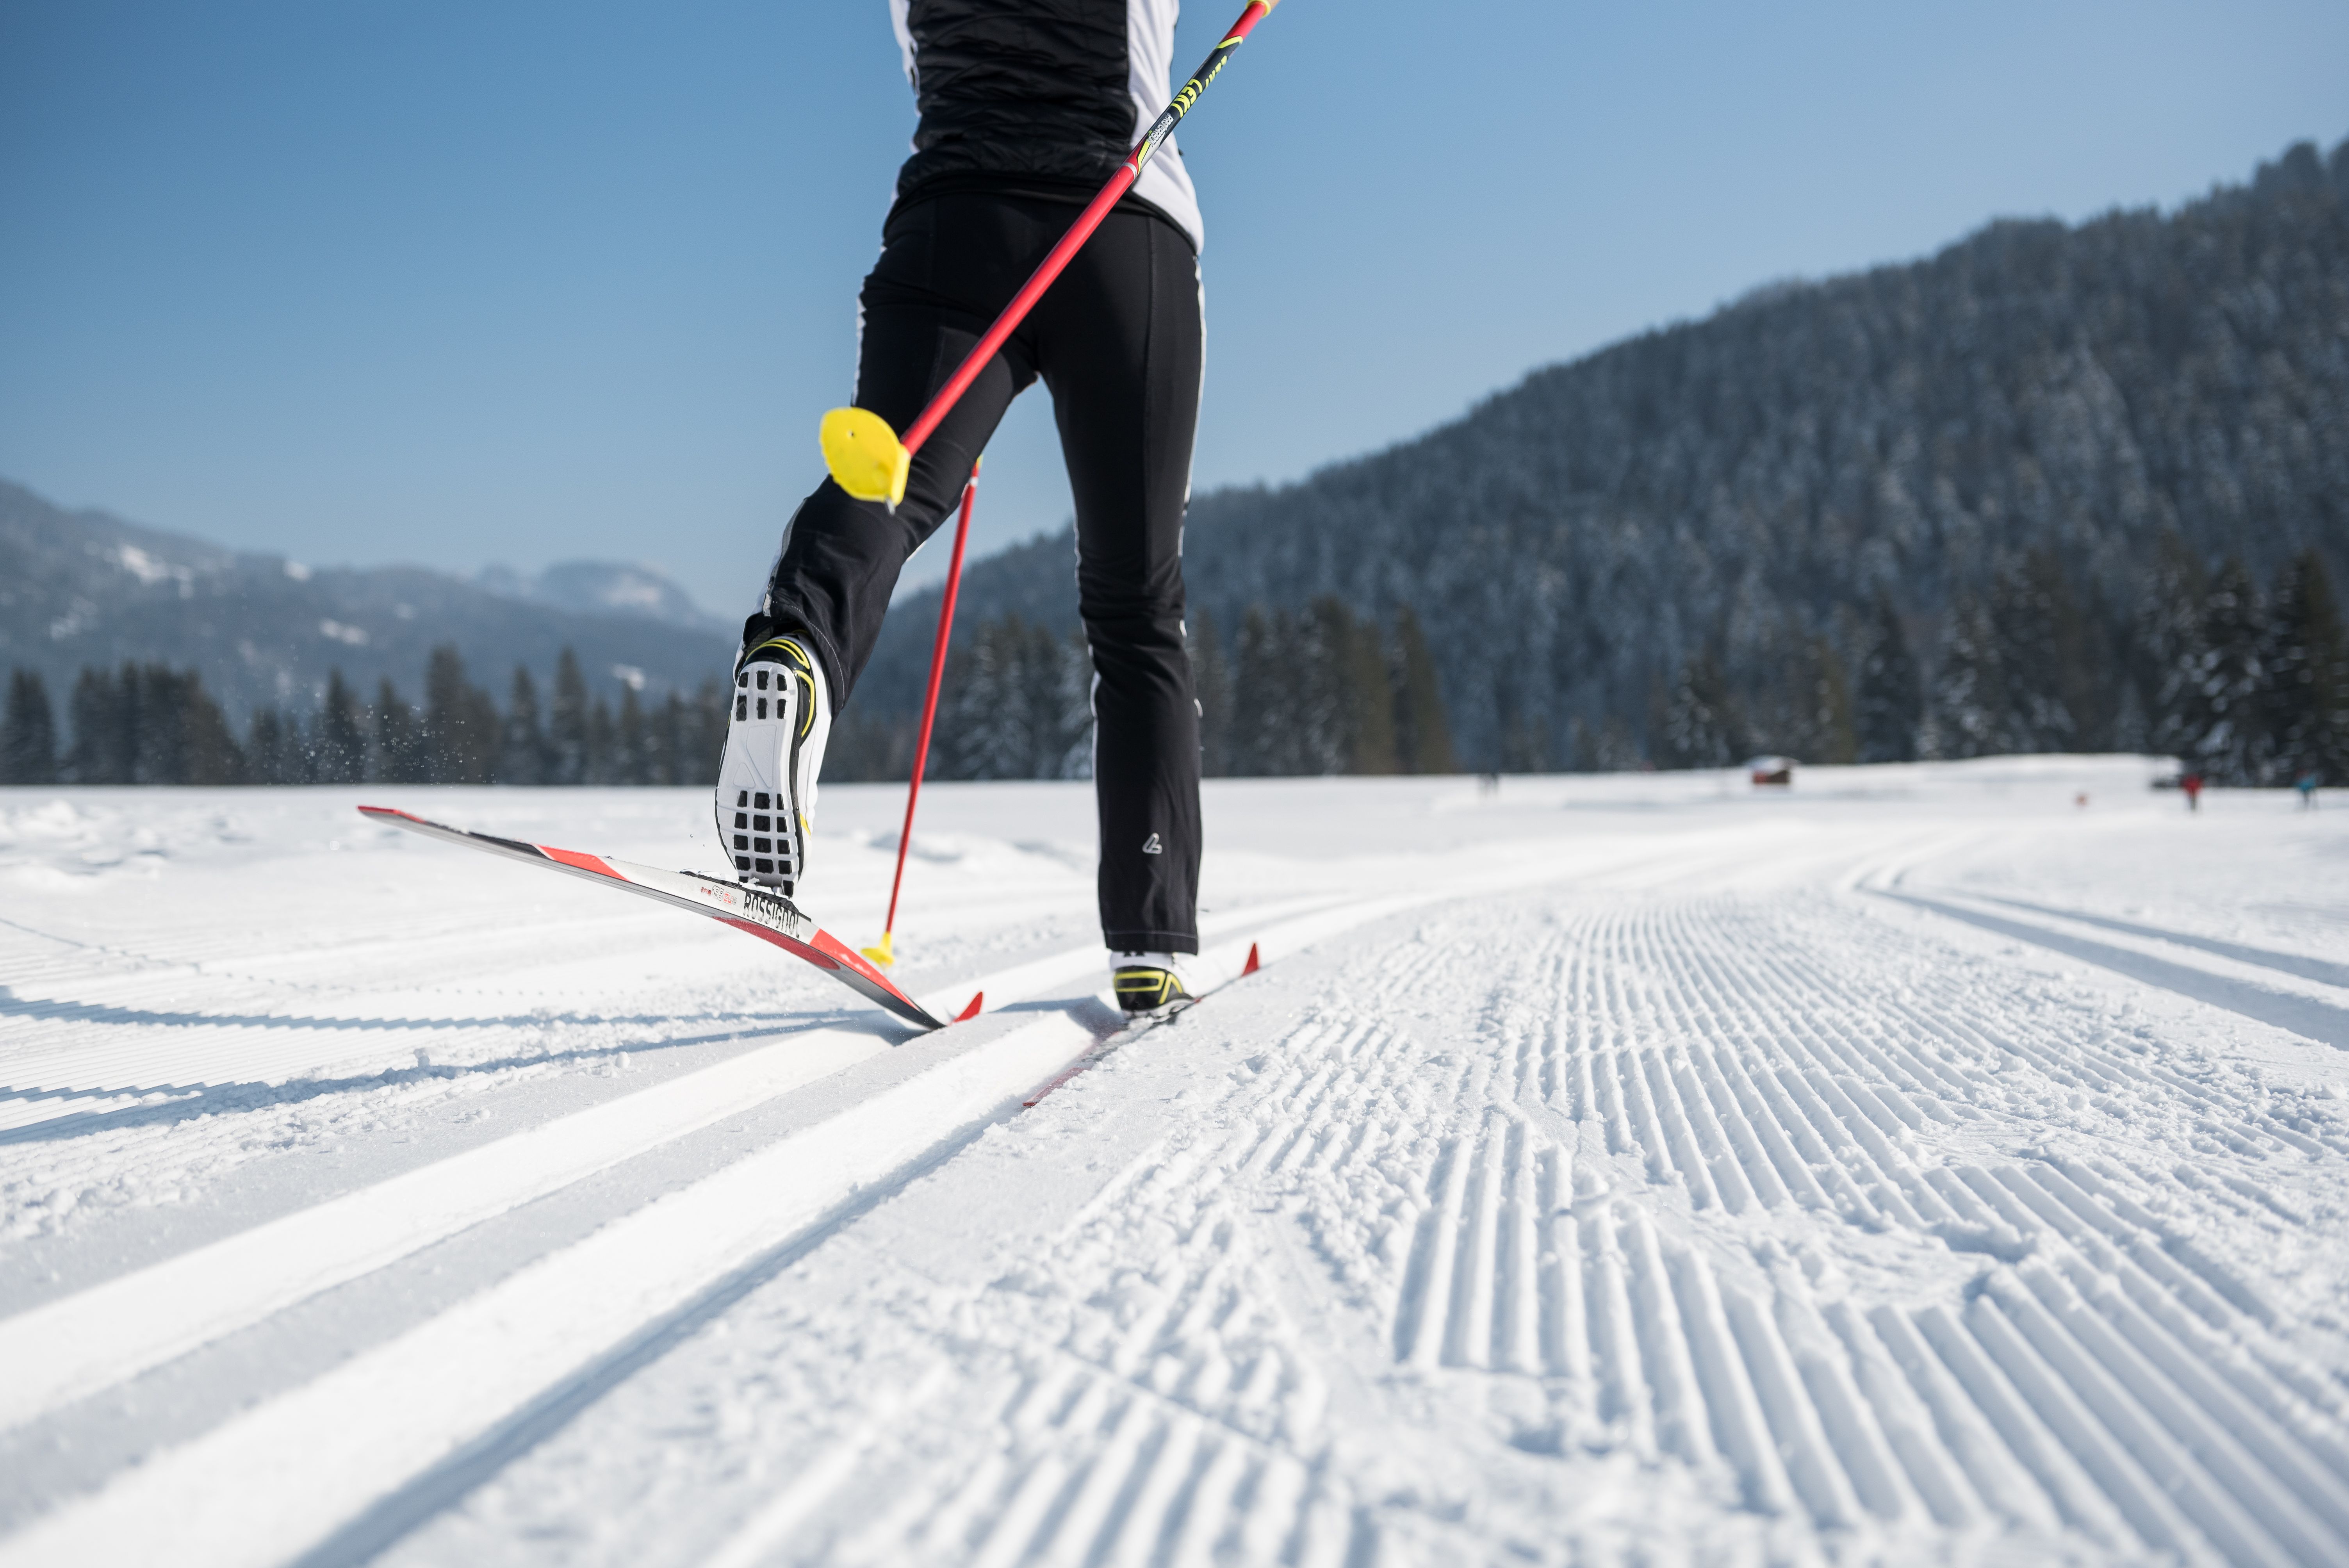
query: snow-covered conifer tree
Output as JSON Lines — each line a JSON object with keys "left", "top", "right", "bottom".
{"left": 548, "top": 649, "right": 591, "bottom": 787}
{"left": 1390, "top": 606, "right": 1457, "bottom": 774}
{"left": 1926, "top": 595, "right": 2002, "bottom": 759}
{"left": 1230, "top": 606, "right": 1293, "bottom": 775}
{"left": 2261, "top": 549, "right": 2348, "bottom": 782}
{"left": 2, "top": 669, "right": 59, "bottom": 785}
{"left": 244, "top": 707, "right": 300, "bottom": 784}
{"left": 1855, "top": 595, "right": 1921, "bottom": 762}
{"left": 315, "top": 670, "right": 369, "bottom": 785}
{"left": 2192, "top": 559, "right": 2268, "bottom": 783}
{"left": 423, "top": 645, "right": 499, "bottom": 785}
{"left": 2134, "top": 532, "right": 2210, "bottom": 759}
{"left": 613, "top": 685, "right": 648, "bottom": 787}
{"left": 374, "top": 679, "right": 425, "bottom": 785}
{"left": 1659, "top": 650, "right": 1743, "bottom": 767}
{"left": 65, "top": 666, "right": 130, "bottom": 784}
{"left": 504, "top": 666, "right": 548, "bottom": 786}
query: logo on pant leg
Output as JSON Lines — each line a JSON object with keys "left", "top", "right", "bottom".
{"left": 1141, "top": 833, "right": 1163, "bottom": 855}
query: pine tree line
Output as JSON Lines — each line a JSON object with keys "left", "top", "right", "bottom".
{"left": 1, "top": 646, "right": 729, "bottom": 787}
{"left": 822, "top": 615, "right": 1094, "bottom": 784}
{"left": 1652, "top": 540, "right": 2349, "bottom": 782}
{"left": 1195, "top": 600, "right": 1456, "bottom": 776}
{"left": 935, "top": 615, "right": 1096, "bottom": 780}
{"left": 826, "top": 600, "right": 1460, "bottom": 784}
{"left": 25, "top": 546, "right": 2330, "bottom": 789}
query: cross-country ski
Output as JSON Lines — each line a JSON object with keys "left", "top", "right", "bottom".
{"left": 1024, "top": 941, "right": 1260, "bottom": 1107}
{"left": 355, "top": 804, "right": 970, "bottom": 1032}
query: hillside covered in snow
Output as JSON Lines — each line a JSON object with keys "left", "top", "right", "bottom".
{"left": 857, "top": 136, "right": 2349, "bottom": 773}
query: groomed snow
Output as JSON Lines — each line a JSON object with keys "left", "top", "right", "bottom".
{"left": 3, "top": 760, "right": 2347, "bottom": 1566}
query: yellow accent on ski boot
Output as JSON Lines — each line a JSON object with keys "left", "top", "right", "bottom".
{"left": 1112, "top": 956, "right": 1196, "bottom": 1015}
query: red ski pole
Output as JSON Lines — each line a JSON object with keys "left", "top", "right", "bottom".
{"left": 818, "top": 0, "right": 1281, "bottom": 504}
{"left": 863, "top": 461, "right": 980, "bottom": 968}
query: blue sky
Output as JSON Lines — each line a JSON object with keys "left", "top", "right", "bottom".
{"left": 3, "top": 0, "right": 2344, "bottom": 618}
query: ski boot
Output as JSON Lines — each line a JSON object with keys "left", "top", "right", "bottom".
{"left": 716, "top": 634, "right": 831, "bottom": 896}
{"left": 1111, "top": 951, "right": 1201, "bottom": 1016}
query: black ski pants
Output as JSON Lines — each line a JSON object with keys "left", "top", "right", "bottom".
{"left": 759, "top": 189, "right": 1203, "bottom": 954}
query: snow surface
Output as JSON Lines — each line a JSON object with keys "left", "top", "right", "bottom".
{"left": 3, "top": 759, "right": 2348, "bottom": 1566}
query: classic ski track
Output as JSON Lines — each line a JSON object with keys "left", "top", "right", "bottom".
{"left": 0, "top": 912, "right": 838, "bottom": 1140}
{"left": 638, "top": 891, "right": 2349, "bottom": 1567}
{"left": 9, "top": 796, "right": 2349, "bottom": 1565}
{"left": 1964, "top": 892, "right": 2349, "bottom": 992}
{"left": 0, "top": 884, "right": 1485, "bottom": 1566}
{"left": 711, "top": 1010, "right": 1433, "bottom": 1568}
{"left": 1365, "top": 893, "right": 2349, "bottom": 1563}
{"left": 0, "top": 887, "right": 1383, "bottom": 1435}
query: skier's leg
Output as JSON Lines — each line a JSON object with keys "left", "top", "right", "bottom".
{"left": 1033, "top": 208, "right": 1205, "bottom": 955}
{"left": 723, "top": 195, "right": 1048, "bottom": 890}
{"left": 754, "top": 195, "right": 1048, "bottom": 704}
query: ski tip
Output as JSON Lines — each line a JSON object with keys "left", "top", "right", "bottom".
{"left": 955, "top": 991, "right": 984, "bottom": 1023}
{"left": 860, "top": 931, "right": 896, "bottom": 968}
{"left": 1241, "top": 942, "right": 1260, "bottom": 978}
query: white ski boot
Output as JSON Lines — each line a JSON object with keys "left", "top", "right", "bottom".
{"left": 716, "top": 634, "right": 831, "bottom": 896}
{"left": 1111, "top": 951, "right": 1202, "bottom": 1016}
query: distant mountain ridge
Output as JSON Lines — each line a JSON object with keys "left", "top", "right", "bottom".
{"left": 473, "top": 560, "right": 730, "bottom": 634}
{"left": 855, "top": 134, "right": 2349, "bottom": 768}
{"left": 0, "top": 480, "right": 731, "bottom": 720}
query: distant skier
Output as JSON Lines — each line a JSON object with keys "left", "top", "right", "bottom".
{"left": 2181, "top": 772, "right": 2204, "bottom": 812}
{"left": 2299, "top": 767, "right": 2320, "bottom": 809}
{"left": 715, "top": 0, "right": 1207, "bottom": 1013}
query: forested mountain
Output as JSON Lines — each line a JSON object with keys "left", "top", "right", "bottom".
{"left": 11, "top": 137, "right": 2346, "bottom": 789}
{"left": 0, "top": 479, "right": 731, "bottom": 720}
{"left": 850, "top": 135, "right": 2349, "bottom": 779}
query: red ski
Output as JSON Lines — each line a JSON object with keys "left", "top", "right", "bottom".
{"left": 1022, "top": 943, "right": 1259, "bottom": 1108}
{"left": 358, "top": 805, "right": 974, "bottom": 1032}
